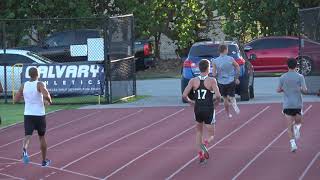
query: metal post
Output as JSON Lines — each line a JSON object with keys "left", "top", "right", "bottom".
{"left": 131, "top": 15, "right": 136, "bottom": 96}
{"left": 298, "top": 8, "right": 303, "bottom": 75}
{"left": 2, "top": 22, "right": 7, "bottom": 103}
{"left": 103, "top": 18, "right": 110, "bottom": 104}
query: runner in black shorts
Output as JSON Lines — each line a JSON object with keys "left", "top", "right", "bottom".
{"left": 277, "top": 58, "right": 307, "bottom": 152}
{"left": 183, "top": 59, "right": 221, "bottom": 164}
{"left": 14, "top": 67, "right": 52, "bottom": 166}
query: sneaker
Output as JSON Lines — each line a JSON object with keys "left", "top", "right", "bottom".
{"left": 22, "top": 149, "right": 29, "bottom": 164}
{"left": 228, "top": 114, "right": 233, "bottom": 119}
{"left": 41, "top": 159, "right": 51, "bottom": 167}
{"left": 198, "top": 152, "right": 206, "bottom": 165}
{"left": 200, "top": 144, "right": 209, "bottom": 159}
{"left": 293, "top": 125, "right": 301, "bottom": 140}
{"left": 231, "top": 101, "right": 240, "bottom": 114}
{"left": 204, "top": 140, "right": 209, "bottom": 148}
{"left": 290, "top": 140, "right": 297, "bottom": 153}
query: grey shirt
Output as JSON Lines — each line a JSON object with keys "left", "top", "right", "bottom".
{"left": 278, "top": 71, "right": 307, "bottom": 109}
{"left": 212, "top": 55, "right": 235, "bottom": 85}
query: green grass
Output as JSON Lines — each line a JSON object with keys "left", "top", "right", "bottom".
{"left": 0, "top": 95, "right": 147, "bottom": 128}
{"left": 0, "top": 104, "right": 82, "bottom": 128}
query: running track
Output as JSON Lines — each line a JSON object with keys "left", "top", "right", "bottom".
{"left": 0, "top": 103, "right": 319, "bottom": 180}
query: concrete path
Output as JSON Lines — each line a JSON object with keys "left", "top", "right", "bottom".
{"left": 82, "top": 77, "right": 319, "bottom": 109}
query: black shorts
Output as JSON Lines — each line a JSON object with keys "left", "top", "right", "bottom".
{"left": 194, "top": 108, "right": 216, "bottom": 125}
{"left": 218, "top": 82, "right": 235, "bottom": 97}
{"left": 24, "top": 115, "right": 46, "bottom": 136}
{"left": 283, "top": 109, "right": 302, "bottom": 116}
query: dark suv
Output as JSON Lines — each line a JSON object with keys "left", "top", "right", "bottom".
{"left": 181, "top": 41, "right": 255, "bottom": 101}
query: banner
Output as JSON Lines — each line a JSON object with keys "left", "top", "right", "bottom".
{"left": 21, "top": 63, "right": 105, "bottom": 95}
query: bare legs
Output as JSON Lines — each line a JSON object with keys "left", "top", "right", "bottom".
{"left": 39, "top": 136, "right": 48, "bottom": 162}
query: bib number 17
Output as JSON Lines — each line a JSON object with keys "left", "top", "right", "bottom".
{"left": 197, "top": 89, "right": 207, "bottom": 100}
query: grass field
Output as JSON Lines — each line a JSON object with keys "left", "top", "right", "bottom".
{"left": 0, "top": 95, "right": 147, "bottom": 128}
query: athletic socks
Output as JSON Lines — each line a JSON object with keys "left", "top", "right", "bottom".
{"left": 293, "top": 124, "right": 301, "bottom": 140}
{"left": 231, "top": 98, "right": 240, "bottom": 114}
{"left": 290, "top": 139, "right": 297, "bottom": 152}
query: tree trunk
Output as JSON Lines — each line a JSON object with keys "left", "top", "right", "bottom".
{"left": 154, "top": 32, "right": 161, "bottom": 60}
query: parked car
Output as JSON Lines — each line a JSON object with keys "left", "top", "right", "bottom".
{"left": 244, "top": 36, "right": 320, "bottom": 76}
{"left": 16, "top": 29, "right": 154, "bottom": 70}
{"left": 0, "top": 49, "right": 52, "bottom": 94}
{"left": 181, "top": 41, "right": 255, "bottom": 101}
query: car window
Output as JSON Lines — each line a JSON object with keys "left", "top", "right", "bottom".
{"left": 275, "top": 39, "right": 298, "bottom": 48}
{"left": 189, "top": 44, "right": 239, "bottom": 57}
{"left": 250, "top": 38, "right": 298, "bottom": 50}
{"left": 0, "top": 54, "right": 34, "bottom": 64}
{"left": 45, "top": 31, "right": 75, "bottom": 47}
{"left": 76, "top": 30, "right": 100, "bottom": 44}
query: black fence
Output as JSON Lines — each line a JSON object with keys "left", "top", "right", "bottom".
{"left": 0, "top": 15, "right": 136, "bottom": 104}
{"left": 299, "top": 7, "right": 320, "bottom": 94}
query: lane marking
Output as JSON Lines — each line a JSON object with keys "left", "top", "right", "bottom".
{"left": 29, "top": 109, "right": 143, "bottom": 158}
{"left": 232, "top": 105, "right": 312, "bottom": 180}
{"left": 0, "top": 111, "right": 100, "bottom": 149}
{"left": 0, "top": 172, "right": 24, "bottom": 180}
{"left": 0, "top": 156, "right": 102, "bottom": 180}
{"left": 61, "top": 108, "right": 185, "bottom": 169}
{"left": 166, "top": 106, "right": 270, "bottom": 180}
{"left": 104, "top": 109, "right": 224, "bottom": 179}
{"left": 299, "top": 151, "right": 320, "bottom": 180}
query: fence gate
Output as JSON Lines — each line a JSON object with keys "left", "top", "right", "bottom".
{"left": 299, "top": 7, "right": 320, "bottom": 94}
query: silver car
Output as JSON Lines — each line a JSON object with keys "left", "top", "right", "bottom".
{"left": 0, "top": 49, "right": 52, "bottom": 95}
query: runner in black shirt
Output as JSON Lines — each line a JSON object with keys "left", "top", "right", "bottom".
{"left": 183, "top": 59, "right": 221, "bottom": 164}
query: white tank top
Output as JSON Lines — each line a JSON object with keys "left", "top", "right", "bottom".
{"left": 23, "top": 81, "right": 45, "bottom": 116}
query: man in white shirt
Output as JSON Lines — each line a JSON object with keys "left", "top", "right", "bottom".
{"left": 14, "top": 67, "right": 52, "bottom": 167}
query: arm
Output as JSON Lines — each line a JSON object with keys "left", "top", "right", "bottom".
{"left": 232, "top": 60, "right": 240, "bottom": 84}
{"left": 182, "top": 79, "right": 195, "bottom": 104}
{"left": 300, "top": 76, "right": 308, "bottom": 94}
{"left": 212, "top": 61, "right": 217, "bottom": 77}
{"left": 211, "top": 78, "right": 221, "bottom": 106}
{"left": 14, "top": 84, "right": 24, "bottom": 103}
{"left": 37, "top": 82, "right": 52, "bottom": 104}
{"left": 277, "top": 77, "right": 284, "bottom": 93}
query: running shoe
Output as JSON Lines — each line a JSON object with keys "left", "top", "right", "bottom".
{"left": 198, "top": 152, "right": 206, "bottom": 165}
{"left": 228, "top": 113, "right": 233, "bottom": 119}
{"left": 200, "top": 144, "right": 209, "bottom": 159}
{"left": 293, "top": 124, "right": 301, "bottom": 140}
{"left": 22, "top": 149, "right": 30, "bottom": 164}
{"left": 41, "top": 159, "right": 51, "bottom": 167}
{"left": 204, "top": 140, "right": 209, "bottom": 148}
{"left": 290, "top": 140, "right": 297, "bottom": 153}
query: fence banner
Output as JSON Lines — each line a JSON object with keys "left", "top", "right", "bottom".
{"left": 21, "top": 63, "right": 105, "bottom": 95}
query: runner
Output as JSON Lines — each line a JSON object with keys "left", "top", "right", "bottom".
{"left": 183, "top": 59, "right": 221, "bottom": 164}
{"left": 277, "top": 58, "right": 307, "bottom": 152}
{"left": 14, "top": 67, "right": 52, "bottom": 166}
{"left": 212, "top": 44, "right": 240, "bottom": 118}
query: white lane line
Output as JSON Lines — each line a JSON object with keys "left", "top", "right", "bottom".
{"left": 29, "top": 109, "right": 143, "bottom": 158}
{"left": 104, "top": 109, "right": 224, "bottom": 179}
{"left": 232, "top": 105, "right": 313, "bottom": 180}
{"left": 0, "top": 168, "right": 4, "bottom": 171}
{"left": 0, "top": 111, "right": 100, "bottom": 149}
{"left": 0, "top": 172, "right": 25, "bottom": 180}
{"left": 0, "top": 156, "right": 102, "bottom": 180}
{"left": 299, "top": 152, "right": 320, "bottom": 180}
{"left": 166, "top": 106, "right": 270, "bottom": 180}
{"left": 61, "top": 108, "right": 185, "bottom": 170}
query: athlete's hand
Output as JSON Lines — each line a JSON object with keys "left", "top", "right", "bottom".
{"left": 235, "top": 79, "right": 240, "bottom": 85}
{"left": 214, "top": 96, "right": 221, "bottom": 106}
{"left": 44, "top": 100, "right": 51, "bottom": 106}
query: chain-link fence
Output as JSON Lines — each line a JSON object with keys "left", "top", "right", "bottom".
{"left": 299, "top": 7, "right": 320, "bottom": 94}
{"left": 0, "top": 15, "right": 136, "bottom": 104}
{"left": 107, "top": 15, "right": 136, "bottom": 103}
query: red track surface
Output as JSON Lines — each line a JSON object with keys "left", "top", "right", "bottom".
{"left": 0, "top": 103, "right": 319, "bottom": 180}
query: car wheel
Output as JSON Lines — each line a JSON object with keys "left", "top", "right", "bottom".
{"left": 240, "top": 76, "right": 250, "bottom": 101}
{"left": 249, "top": 73, "right": 254, "bottom": 99}
{"left": 297, "top": 57, "right": 313, "bottom": 76}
